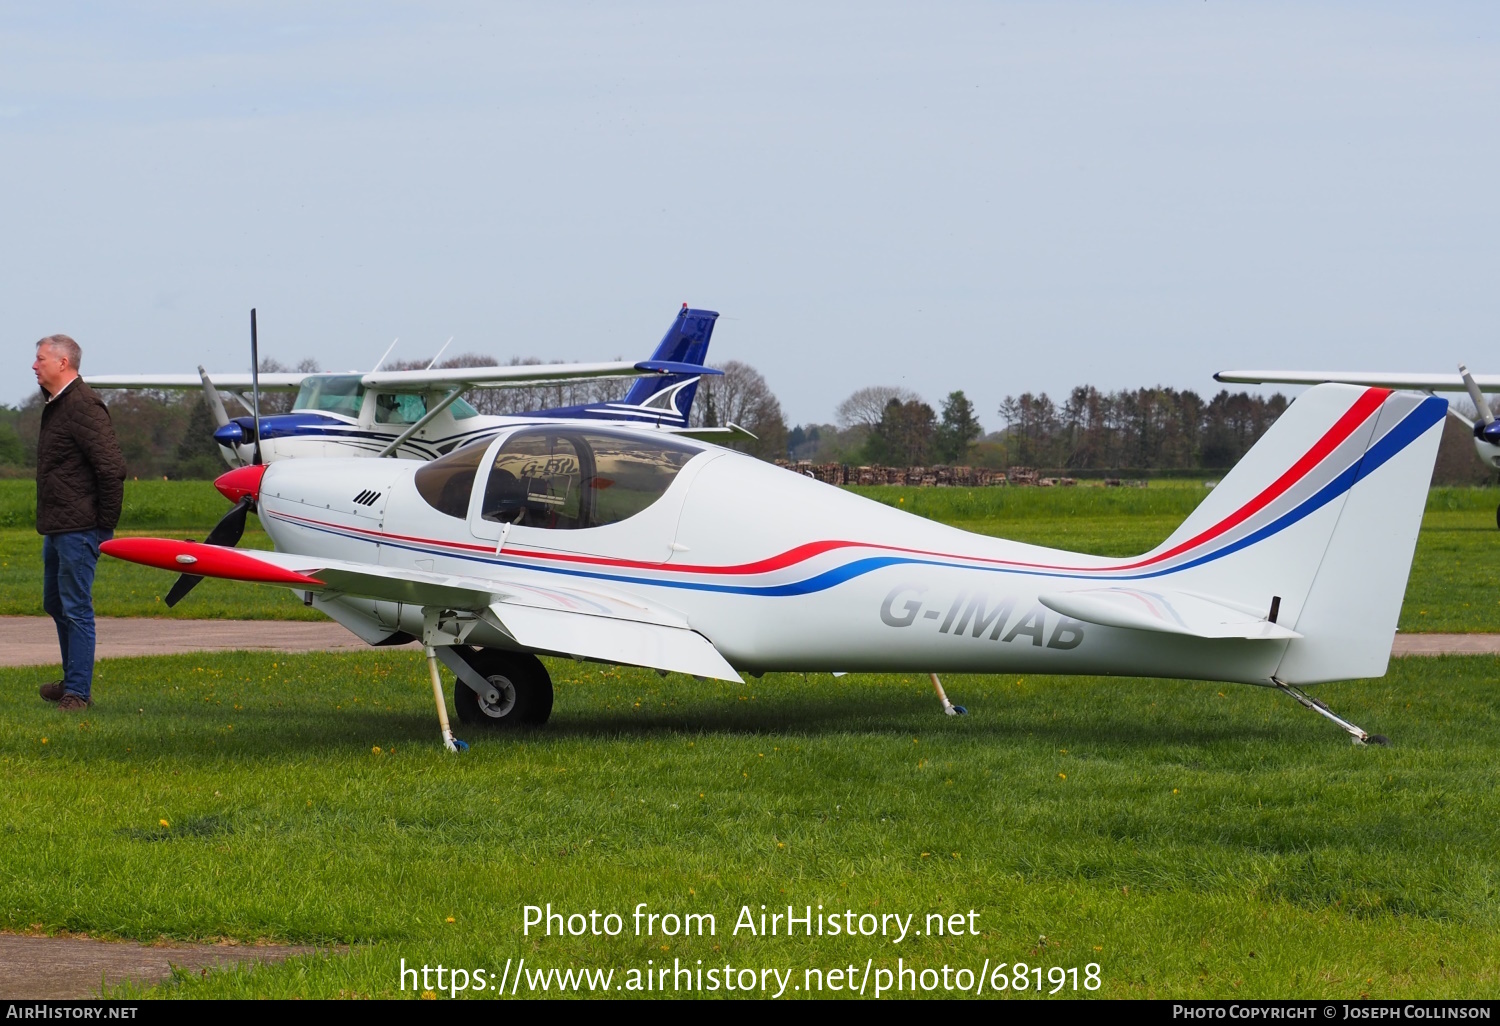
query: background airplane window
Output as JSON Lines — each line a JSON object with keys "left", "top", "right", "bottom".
{"left": 482, "top": 429, "right": 699, "bottom": 530}
{"left": 375, "top": 393, "right": 428, "bottom": 424}
{"left": 414, "top": 441, "right": 490, "bottom": 519}
{"left": 292, "top": 375, "right": 365, "bottom": 417}
{"left": 485, "top": 434, "right": 583, "bottom": 529}
{"left": 449, "top": 397, "right": 480, "bottom": 419}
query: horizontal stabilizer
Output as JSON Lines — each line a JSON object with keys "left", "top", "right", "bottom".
{"left": 668, "top": 423, "right": 758, "bottom": 442}
{"left": 1039, "top": 587, "right": 1301, "bottom": 640}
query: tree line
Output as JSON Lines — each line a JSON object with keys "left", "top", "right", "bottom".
{"left": 0, "top": 364, "right": 1490, "bottom": 485}
{"left": 785, "top": 384, "right": 1292, "bottom": 474}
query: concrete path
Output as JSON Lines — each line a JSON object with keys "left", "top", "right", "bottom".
{"left": 0, "top": 932, "right": 324, "bottom": 999}
{"left": 0, "top": 616, "right": 416, "bottom": 667}
{"left": 1, "top": 617, "right": 1496, "bottom": 669}
{"left": 1391, "top": 633, "right": 1500, "bottom": 656}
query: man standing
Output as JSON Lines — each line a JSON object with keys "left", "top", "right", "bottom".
{"left": 32, "top": 335, "right": 126, "bottom": 711}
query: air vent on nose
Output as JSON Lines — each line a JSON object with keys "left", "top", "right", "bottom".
{"left": 353, "top": 489, "right": 382, "bottom": 506}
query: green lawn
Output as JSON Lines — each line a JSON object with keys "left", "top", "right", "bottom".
{"left": 0, "top": 652, "right": 1495, "bottom": 998}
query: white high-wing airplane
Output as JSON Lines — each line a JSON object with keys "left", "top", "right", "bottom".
{"left": 100, "top": 383, "right": 1445, "bottom": 751}
{"left": 87, "top": 306, "right": 747, "bottom": 467}
{"left": 1217, "top": 366, "right": 1500, "bottom": 523}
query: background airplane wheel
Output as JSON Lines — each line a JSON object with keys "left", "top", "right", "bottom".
{"left": 453, "top": 648, "right": 553, "bottom": 728}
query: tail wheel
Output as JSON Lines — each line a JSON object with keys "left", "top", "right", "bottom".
{"left": 452, "top": 648, "right": 553, "bottom": 728}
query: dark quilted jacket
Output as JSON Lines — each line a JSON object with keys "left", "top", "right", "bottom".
{"left": 36, "top": 379, "right": 127, "bottom": 535}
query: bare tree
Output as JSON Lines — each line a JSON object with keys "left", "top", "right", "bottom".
{"left": 836, "top": 385, "right": 921, "bottom": 430}
{"left": 692, "top": 360, "right": 788, "bottom": 461}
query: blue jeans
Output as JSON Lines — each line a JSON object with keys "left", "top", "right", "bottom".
{"left": 42, "top": 528, "right": 111, "bottom": 701}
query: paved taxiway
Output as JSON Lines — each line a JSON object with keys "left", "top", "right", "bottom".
{"left": 0, "top": 616, "right": 1495, "bottom": 666}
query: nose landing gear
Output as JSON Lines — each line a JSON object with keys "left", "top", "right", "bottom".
{"left": 929, "top": 673, "right": 967, "bottom": 716}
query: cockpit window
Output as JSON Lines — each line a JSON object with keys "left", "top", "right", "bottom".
{"left": 293, "top": 375, "right": 365, "bottom": 417}
{"left": 450, "top": 396, "right": 479, "bottom": 419}
{"left": 414, "top": 441, "right": 489, "bottom": 519}
{"left": 481, "top": 429, "right": 699, "bottom": 530}
{"left": 484, "top": 433, "right": 583, "bottom": 528}
{"left": 375, "top": 393, "right": 427, "bottom": 424}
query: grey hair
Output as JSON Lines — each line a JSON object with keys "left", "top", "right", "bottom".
{"left": 36, "top": 334, "right": 82, "bottom": 372}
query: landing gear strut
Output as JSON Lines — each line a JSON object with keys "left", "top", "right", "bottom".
{"left": 1272, "top": 677, "right": 1388, "bottom": 746}
{"left": 929, "top": 673, "right": 967, "bottom": 716}
{"left": 425, "top": 646, "right": 469, "bottom": 753}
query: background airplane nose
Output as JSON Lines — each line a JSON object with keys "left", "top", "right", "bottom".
{"left": 215, "top": 464, "right": 267, "bottom": 504}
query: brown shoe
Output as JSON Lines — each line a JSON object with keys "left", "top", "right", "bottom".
{"left": 39, "top": 680, "right": 65, "bottom": 702}
{"left": 57, "top": 693, "right": 91, "bottom": 711}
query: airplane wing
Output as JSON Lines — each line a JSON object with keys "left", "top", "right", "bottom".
{"left": 1216, "top": 370, "right": 1500, "bottom": 393}
{"left": 1039, "top": 587, "right": 1301, "bottom": 640}
{"left": 87, "top": 373, "right": 306, "bottom": 391}
{"left": 87, "top": 360, "right": 720, "bottom": 394}
{"left": 99, "top": 538, "right": 742, "bottom": 682}
{"left": 361, "top": 359, "right": 719, "bottom": 391}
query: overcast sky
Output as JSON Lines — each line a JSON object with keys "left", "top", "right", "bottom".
{"left": 3, "top": 3, "right": 1498, "bottom": 427}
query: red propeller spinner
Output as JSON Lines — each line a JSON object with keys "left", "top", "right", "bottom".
{"left": 215, "top": 463, "right": 267, "bottom": 504}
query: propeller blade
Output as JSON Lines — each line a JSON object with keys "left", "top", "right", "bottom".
{"left": 1459, "top": 364, "right": 1494, "bottom": 426}
{"left": 163, "top": 571, "right": 204, "bottom": 608}
{"left": 197, "top": 365, "right": 230, "bottom": 429}
{"left": 203, "top": 496, "right": 252, "bottom": 547}
{"left": 251, "top": 308, "right": 264, "bottom": 466}
{"left": 163, "top": 496, "right": 254, "bottom": 607}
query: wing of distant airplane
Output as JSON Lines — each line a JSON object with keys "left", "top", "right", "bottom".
{"left": 98, "top": 537, "right": 743, "bottom": 683}
{"left": 1216, "top": 370, "right": 1500, "bottom": 392}
{"left": 86, "top": 372, "right": 307, "bottom": 391}
{"left": 87, "top": 360, "right": 718, "bottom": 393}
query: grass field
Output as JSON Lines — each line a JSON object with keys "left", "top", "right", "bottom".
{"left": 0, "top": 480, "right": 1493, "bottom": 630}
{"left": 1, "top": 651, "right": 1496, "bottom": 999}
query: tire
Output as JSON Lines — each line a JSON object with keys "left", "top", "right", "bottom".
{"left": 452, "top": 648, "right": 554, "bottom": 728}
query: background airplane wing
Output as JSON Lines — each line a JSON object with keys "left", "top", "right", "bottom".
{"left": 99, "top": 538, "right": 741, "bottom": 682}
{"left": 360, "top": 359, "right": 718, "bottom": 391}
{"left": 87, "top": 373, "right": 306, "bottom": 391}
{"left": 1216, "top": 370, "right": 1500, "bottom": 392}
{"left": 87, "top": 360, "right": 719, "bottom": 393}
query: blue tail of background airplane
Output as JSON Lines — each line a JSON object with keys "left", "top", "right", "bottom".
{"left": 525, "top": 304, "right": 719, "bottom": 427}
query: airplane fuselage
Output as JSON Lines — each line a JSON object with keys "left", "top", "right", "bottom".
{"left": 248, "top": 392, "right": 1444, "bottom": 688}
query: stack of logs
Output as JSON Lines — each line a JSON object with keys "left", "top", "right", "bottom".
{"left": 774, "top": 461, "right": 1149, "bottom": 487}
{"left": 775, "top": 461, "right": 1086, "bottom": 487}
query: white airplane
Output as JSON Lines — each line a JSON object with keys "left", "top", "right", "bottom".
{"left": 99, "top": 383, "right": 1445, "bottom": 751}
{"left": 87, "top": 306, "right": 748, "bottom": 466}
{"left": 1217, "top": 366, "right": 1500, "bottom": 524}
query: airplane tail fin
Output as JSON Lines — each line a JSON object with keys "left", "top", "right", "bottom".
{"left": 616, "top": 305, "right": 719, "bottom": 425}
{"left": 1148, "top": 384, "right": 1446, "bottom": 683}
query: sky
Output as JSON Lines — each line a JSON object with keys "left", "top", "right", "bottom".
{"left": 3, "top": 2, "right": 1499, "bottom": 429}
